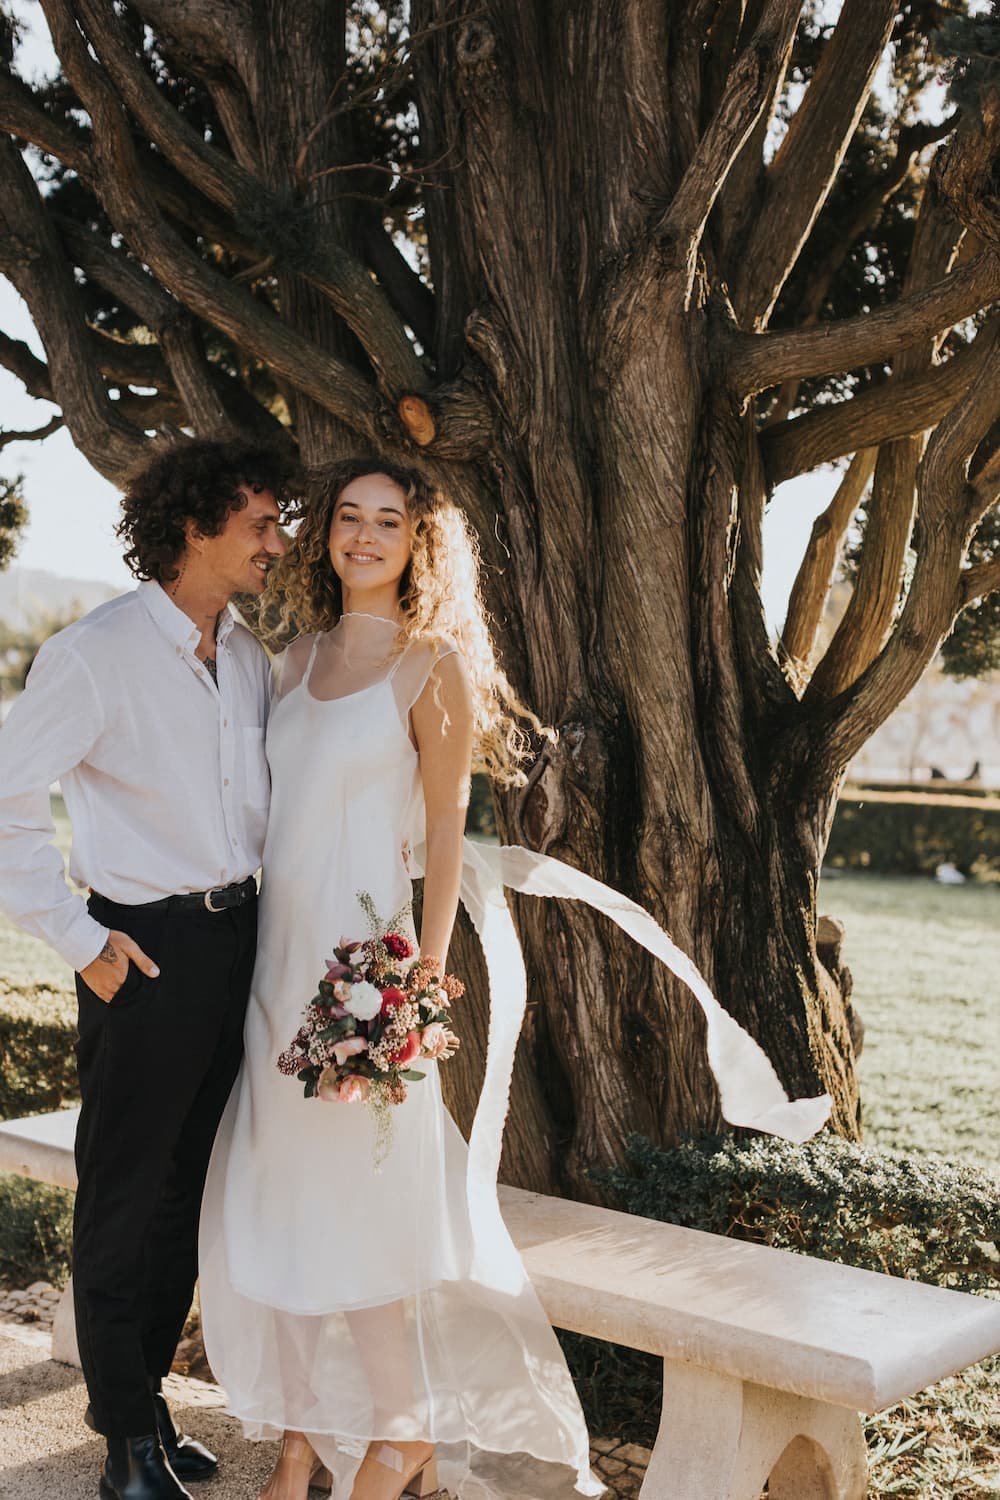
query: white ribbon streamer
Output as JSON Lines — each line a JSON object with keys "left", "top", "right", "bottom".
{"left": 412, "top": 837, "right": 831, "bottom": 1289}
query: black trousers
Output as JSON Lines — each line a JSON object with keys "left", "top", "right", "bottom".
{"left": 72, "top": 890, "right": 257, "bottom": 1438}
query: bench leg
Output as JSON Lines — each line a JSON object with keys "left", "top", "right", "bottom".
{"left": 639, "top": 1358, "right": 868, "bottom": 1500}
{"left": 50, "top": 1273, "right": 81, "bottom": 1368}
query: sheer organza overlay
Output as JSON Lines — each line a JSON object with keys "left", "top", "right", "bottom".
{"left": 199, "top": 613, "right": 829, "bottom": 1499}
{"left": 200, "top": 616, "right": 602, "bottom": 1499}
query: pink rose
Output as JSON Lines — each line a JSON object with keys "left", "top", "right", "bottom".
{"left": 332, "top": 1035, "right": 369, "bottom": 1066}
{"left": 390, "top": 1030, "right": 421, "bottom": 1066}
{"left": 338, "top": 1075, "right": 370, "bottom": 1104}
{"left": 420, "top": 1022, "right": 449, "bottom": 1059}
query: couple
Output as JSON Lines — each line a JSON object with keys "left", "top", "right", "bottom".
{"left": 0, "top": 438, "right": 829, "bottom": 1500}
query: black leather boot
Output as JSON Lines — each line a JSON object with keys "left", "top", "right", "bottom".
{"left": 151, "top": 1390, "right": 218, "bottom": 1482}
{"left": 98, "top": 1434, "right": 192, "bottom": 1500}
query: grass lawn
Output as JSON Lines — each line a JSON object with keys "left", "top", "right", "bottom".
{"left": 1, "top": 811, "right": 997, "bottom": 1495}
{"left": 819, "top": 872, "right": 999, "bottom": 1174}
{"left": 821, "top": 871, "right": 998, "bottom": 1498}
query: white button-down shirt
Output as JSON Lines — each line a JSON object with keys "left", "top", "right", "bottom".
{"left": 0, "top": 581, "right": 271, "bottom": 971}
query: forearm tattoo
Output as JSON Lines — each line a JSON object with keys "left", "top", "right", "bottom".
{"left": 98, "top": 939, "right": 118, "bottom": 965}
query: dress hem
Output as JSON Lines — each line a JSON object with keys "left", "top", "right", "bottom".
{"left": 223, "top": 1401, "right": 604, "bottom": 1496}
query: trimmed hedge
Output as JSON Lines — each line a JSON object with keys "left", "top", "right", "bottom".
{"left": 557, "top": 1133, "right": 1000, "bottom": 1444}
{"left": 0, "top": 982, "right": 79, "bottom": 1120}
{"left": 826, "top": 793, "right": 1000, "bottom": 876}
{"left": 0, "top": 1174, "right": 73, "bottom": 1289}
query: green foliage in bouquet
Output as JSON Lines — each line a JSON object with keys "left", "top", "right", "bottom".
{"left": 558, "top": 1133, "right": 999, "bottom": 1444}
{"left": 0, "top": 984, "right": 78, "bottom": 1119}
{"left": 0, "top": 1174, "right": 73, "bottom": 1290}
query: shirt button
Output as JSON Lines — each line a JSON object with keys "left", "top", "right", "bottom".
{"left": 224, "top": 777, "right": 230, "bottom": 786}
{"left": 223, "top": 718, "right": 228, "bottom": 727}
{"left": 176, "top": 647, "right": 182, "bottom": 656}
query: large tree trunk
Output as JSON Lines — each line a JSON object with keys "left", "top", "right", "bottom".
{"left": 412, "top": 4, "right": 859, "bottom": 1191}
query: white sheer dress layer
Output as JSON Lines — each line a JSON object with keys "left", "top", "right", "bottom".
{"left": 199, "top": 613, "right": 831, "bottom": 1500}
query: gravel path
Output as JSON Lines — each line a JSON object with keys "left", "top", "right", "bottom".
{"left": 0, "top": 1312, "right": 650, "bottom": 1499}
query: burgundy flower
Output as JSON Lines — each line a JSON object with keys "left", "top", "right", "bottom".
{"left": 384, "top": 933, "right": 413, "bottom": 961}
{"left": 379, "top": 985, "right": 406, "bottom": 1018}
{"left": 390, "top": 1030, "right": 421, "bottom": 1066}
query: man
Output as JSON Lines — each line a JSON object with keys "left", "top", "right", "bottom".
{"left": 0, "top": 437, "right": 292, "bottom": 1500}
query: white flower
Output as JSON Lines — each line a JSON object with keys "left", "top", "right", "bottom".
{"left": 343, "top": 979, "right": 383, "bottom": 1022}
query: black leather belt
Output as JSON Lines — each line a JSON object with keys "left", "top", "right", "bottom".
{"left": 93, "top": 877, "right": 257, "bottom": 915}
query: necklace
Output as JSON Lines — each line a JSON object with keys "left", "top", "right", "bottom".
{"left": 340, "top": 611, "right": 401, "bottom": 626}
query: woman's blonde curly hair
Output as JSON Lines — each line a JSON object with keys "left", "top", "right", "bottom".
{"left": 265, "top": 457, "right": 551, "bottom": 786}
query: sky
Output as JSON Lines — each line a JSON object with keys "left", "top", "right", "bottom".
{"left": 0, "top": 2, "right": 842, "bottom": 626}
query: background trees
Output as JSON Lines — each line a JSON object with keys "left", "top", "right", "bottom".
{"left": 1, "top": 0, "right": 997, "bottom": 1193}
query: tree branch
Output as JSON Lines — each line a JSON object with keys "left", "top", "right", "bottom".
{"left": 711, "top": 0, "right": 798, "bottom": 263}
{"left": 808, "top": 325, "right": 1000, "bottom": 776}
{"left": 961, "top": 554, "right": 1000, "bottom": 606}
{"left": 156, "top": 318, "right": 238, "bottom": 434}
{"left": 54, "top": 214, "right": 177, "bottom": 329}
{"left": 730, "top": 250, "right": 1000, "bottom": 394}
{"left": 56, "top": 216, "right": 301, "bottom": 449}
{"left": 361, "top": 216, "right": 436, "bottom": 351}
{"left": 73, "top": 0, "right": 428, "bottom": 397}
{"left": 87, "top": 327, "right": 173, "bottom": 388}
{"left": 0, "top": 135, "right": 147, "bottom": 481}
{"left": 130, "top": 0, "right": 251, "bottom": 70}
{"left": 780, "top": 447, "right": 876, "bottom": 672}
{"left": 806, "top": 191, "right": 970, "bottom": 703}
{"left": 0, "top": 329, "right": 53, "bottom": 402}
{"left": 653, "top": 0, "right": 802, "bottom": 290}
{"left": 760, "top": 331, "right": 985, "bottom": 484}
{"left": 38, "top": 0, "right": 389, "bottom": 446}
{"left": 766, "top": 115, "right": 955, "bottom": 425}
{"left": 0, "top": 415, "right": 64, "bottom": 449}
{"left": 730, "top": 0, "right": 898, "bottom": 328}
{"left": 0, "top": 68, "right": 91, "bottom": 173}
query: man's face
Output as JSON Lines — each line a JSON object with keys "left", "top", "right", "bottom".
{"left": 199, "top": 485, "right": 286, "bottom": 596}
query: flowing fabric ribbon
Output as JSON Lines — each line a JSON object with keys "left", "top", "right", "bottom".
{"left": 411, "top": 837, "right": 831, "bottom": 1290}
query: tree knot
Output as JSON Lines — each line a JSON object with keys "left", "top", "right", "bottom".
{"left": 398, "top": 394, "right": 436, "bottom": 447}
{"left": 456, "top": 21, "right": 495, "bottom": 70}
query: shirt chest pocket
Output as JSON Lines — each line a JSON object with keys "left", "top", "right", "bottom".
{"left": 241, "top": 726, "right": 270, "bottom": 810}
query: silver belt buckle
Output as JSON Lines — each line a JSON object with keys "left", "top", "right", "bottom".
{"left": 203, "top": 887, "right": 222, "bottom": 912}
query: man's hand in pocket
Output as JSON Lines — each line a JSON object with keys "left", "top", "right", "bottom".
{"left": 79, "top": 931, "right": 160, "bottom": 1003}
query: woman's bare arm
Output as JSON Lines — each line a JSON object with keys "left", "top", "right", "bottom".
{"left": 411, "top": 651, "right": 474, "bottom": 968}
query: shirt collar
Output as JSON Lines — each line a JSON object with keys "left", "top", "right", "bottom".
{"left": 138, "top": 580, "right": 236, "bottom": 652}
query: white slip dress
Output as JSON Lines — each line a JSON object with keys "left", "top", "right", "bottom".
{"left": 199, "top": 613, "right": 830, "bottom": 1499}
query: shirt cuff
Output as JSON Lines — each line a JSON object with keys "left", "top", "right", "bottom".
{"left": 56, "top": 913, "right": 111, "bottom": 974}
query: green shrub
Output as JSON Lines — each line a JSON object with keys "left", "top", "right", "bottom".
{"left": 826, "top": 794, "right": 1000, "bottom": 877}
{"left": 0, "top": 1173, "right": 73, "bottom": 1289}
{"left": 557, "top": 1133, "right": 999, "bottom": 1444}
{"left": 0, "top": 982, "right": 78, "bottom": 1119}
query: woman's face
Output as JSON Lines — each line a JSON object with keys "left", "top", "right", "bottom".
{"left": 328, "top": 473, "right": 413, "bottom": 596}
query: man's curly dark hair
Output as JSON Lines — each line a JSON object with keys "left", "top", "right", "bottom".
{"left": 117, "top": 436, "right": 299, "bottom": 583}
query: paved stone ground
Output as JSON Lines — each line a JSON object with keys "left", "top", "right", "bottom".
{"left": 0, "top": 1314, "right": 650, "bottom": 1499}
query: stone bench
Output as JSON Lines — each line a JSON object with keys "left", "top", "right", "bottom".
{"left": 3, "top": 1107, "right": 999, "bottom": 1499}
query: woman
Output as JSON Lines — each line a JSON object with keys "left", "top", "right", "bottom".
{"left": 199, "top": 459, "right": 829, "bottom": 1500}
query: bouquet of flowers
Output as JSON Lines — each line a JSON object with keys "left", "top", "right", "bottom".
{"left": 276, "top": 892, "right": 463, "bottom": 1162}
